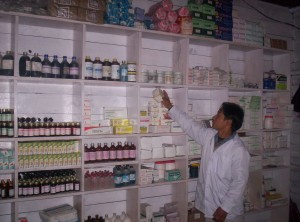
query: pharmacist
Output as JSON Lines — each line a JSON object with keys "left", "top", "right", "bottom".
{"left": 162, "top": 90, "right": 250, "bottom": 222}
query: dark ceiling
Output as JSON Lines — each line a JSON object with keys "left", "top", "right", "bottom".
{"left": 259, "top": 0, "right": 300, "bottom": 8}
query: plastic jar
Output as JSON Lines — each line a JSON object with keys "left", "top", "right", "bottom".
{"left": 264, "top": 116, "right": 273, "bottom": 129}
{"left": 164, "top": 71, "right": 173, "bottom": 84}
{"left": 189, "top": 163, "right": 199, "bottom": 178}
{"left": 174, "top": 71, "right": 183, "bottom": 85}
{"left": 165, "top": 160, "right": 176, "bottom": 170}
{"left": 154, "top": 161, "right": 165, "bottom": 180}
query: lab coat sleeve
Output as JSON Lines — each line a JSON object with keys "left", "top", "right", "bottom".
{"left": 220, "top": 147, "right": 250, "bottom": 214}
{"left": 168, "top": 106, "right": 210, "bottom": 146}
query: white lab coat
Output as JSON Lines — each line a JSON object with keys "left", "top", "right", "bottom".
{"left": 169, "top": 106, "right": 250, "bottom": 220}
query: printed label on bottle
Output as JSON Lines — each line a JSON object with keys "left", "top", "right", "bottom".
{"left": 60, "top": 184, "right": 65, "bottom": 192}
{"left": 121, "top": 67, "right": 127, "bottom": 77}
{"left": 23, "top": 188, "right": 28, "bottom": 196}
{"left": 52, "top": 66, "right": 60, "bottom": 75}
{"left": 26, "top": 61, "right": 31, "bottom": 71}
{"left": 70, "top": 67, "right": 79, "bottom": 75}
{"left": 31, "top": 62, "right": 42, "bottom": 72}
{"left": 85, "top": 61, "right": 93, "bottom": 77}
{"left": 130, "top": 173, "right": 136, "bottom": 181}
{"left": 89, "top": 152, "right": 96, "bottom": 161}
{"left": 111, "top": 65, "right": 120, "bottom": 80}
{"left": 84, "top": 152, "right": 90, "bottom": 161}
{"left": 40, "top": 128, "right": 45, "bottom": 136}
{"left": 55, "top": 185, "right": 60, "bottom": 193}
{"left": 34, "top": 128, "right": 39, "bottom": 136}
{"left": 28, "top": 188, "right": 33, "bottom": 195}
{"left": 122, "top": 174, "right": 129, "bottom": 183}
{"left": 45, "top": 128, "right": 50, "bottom": 136}
{"left": 102, "top": 66, "right": 111, "bottom": 78}
{"left": 93, "top": 63, "right": 103, "bottom": 79}
{"left": 96, "top": 151, "right": 103, "bottom": 160}
{"left": 9, "top": 189, "right": 14, "bottom": 197}
{"left": 42, "top": 65, "right": 51, "bottom": 74}
{"left": 114, "top": 175, "right": 122, "bottom": 184}
{"left": 18, "top": 187, "right": 23, "bottom": 196}
{"left": 28, "top": 129, "right": 34, "bottom": 137}
{"left": 50, "top": 186, "right": 56, "bottom": 194}
{"left": 63, "top": 66, "right": 70, "bottom": 74}
{"left": 8, "top": 128, "right": 14, "bottom": 137}
{"left": 2, "top": 60, "right": 13, "bottom": 69}
{"left": 66, "top": 183, "right": 70, "bottom": 191}
{"left": 128, "top": 74, "right": 136, "bottom": 82}
{"left": 45, "top": 185, "right": 50, "bottom": 193}
{"left": 33, "top": 187, "right": 39, "bottom": 195}
{"left": 129, "top": 150, "right": 136, "bottom": 159}
{"left": 23, "top": 129, "right": 29, "bottom": 137}
{"left": 56, "top": 127, "right": 61, "bottom": 135}
{"left": 109, "top": 150, "right": 116, "bottom": 159}
{"left": 75, "top": 183, "right": 80, "bottom": 191}
{"left": 117, "top": 150, "right": 123, "bottom": 159}
{"left": 123, "top": 150, "right": 129, "bottom": 158}
{"left": 128, "top": 63, "right": 136, "bottom": 72}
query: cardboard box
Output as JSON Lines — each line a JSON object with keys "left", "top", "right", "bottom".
{"left": 188, "top": 208, "right": 204, "bottom": 222}
{"left": 79, "top": 0, "right": 106, "bottom": 11}
{"left": 48, "top": 4, "right": 78, "bottom": 20}
{"left": 51, "top": 0, "right": 79, "bottom": 6}
{"left": 77, "top": 8, "right": 104, "bottom": 24}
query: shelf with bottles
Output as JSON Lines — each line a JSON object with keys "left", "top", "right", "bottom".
{"left": 84, "top": 164, "right": 137, "bottom": 192}
{"left": 84, "top": 188, "right": 138, "bottom": 222}
{"left": 140, "top": 182, "right": 187, "bottom": 221}
{"left": 83, "top": 137, "right": 138, "bottom": 166}
{"left": 17, "top": 193, "right": 82, "bottom": 222}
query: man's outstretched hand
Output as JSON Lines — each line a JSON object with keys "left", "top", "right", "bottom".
{"left": 213, "top": 207, "right": 228, "bottom": 222}
{"left": 161, "top": 90, "right": 173, "bottom": 110}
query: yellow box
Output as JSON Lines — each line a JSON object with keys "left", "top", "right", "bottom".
{"left": 111, "top": 118, "right": 131, "bottom": 126}
{"left": 113, "top": 126, "right": 133, "bottom": 134}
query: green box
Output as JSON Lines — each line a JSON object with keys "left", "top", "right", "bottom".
{"left": 276, "top": 74, "right": 287, "bottom": 90}
{"left": 188, "top": 3, "right": 216, "bottom": 15}
{"left": 192, "top": 18, "right": 216, "bottom": 30}
{"left": 191, "top": 11, "right": 215, "bottom": 21}
{"left": 165, "top": 170, "right": 182, "bottom": 181}
{"left": 193, "top": 27, "right": 215, "bottom": 37}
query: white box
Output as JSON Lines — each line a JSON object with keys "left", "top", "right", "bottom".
{"left": 141, "top": 150, "right": 152, "bottom": 160}
{"left": 175, "top": 145, "right": 185, "bottom": 156}
{"left": 141, "top": 138, "right": 152, "bottom": 150}
{"left": 152, "top": 147, "right": 164, "bottom": 159}
{"left": 164, "top": 145, "right": 176, "bottom": 158}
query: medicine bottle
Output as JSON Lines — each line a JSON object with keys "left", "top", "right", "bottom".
{"left": 264, "top": 116, "right": 273, "bottom": 129}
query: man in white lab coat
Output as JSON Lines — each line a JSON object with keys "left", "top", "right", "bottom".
{"left": 162, "top": 90, "right": 250, "bottom": 222}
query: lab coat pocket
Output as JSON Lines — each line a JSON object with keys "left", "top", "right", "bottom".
{"left": 214, "top": 155, "right": 232, "bottom": 182}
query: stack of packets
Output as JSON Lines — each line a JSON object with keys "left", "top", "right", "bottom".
{"left": 39, "top": 204, "right": 79, "bottom": 222}
{"left": 84, "top": 98, "right": 137, "bottom": 135}
{"left": 48, "top": 0, "right": 106, "bottom": 24}
{"left": 140, "top": 202, "right": 179, "bottom": 222}
{"left": 229, "top": 96, "right": 261, "bottom": 130}
{"left": 105, "top": 0, "right": 135, "bottom": 27}
{"left": 140, "top": 136, "right": 185, "bottom": 160}
{"left": 263, "top": 177, "right": 288, "bottom": 207}
{"left": 188, "top": 137, "right": 202, "bottom": 156}
{"left": 140, "top": 98, "right": 183, "bottom": 134}
{"left": 145, "top": 0, "right": 192, "bottom": 34}
{"left": 188, "top": 66, "right": 229, "bottom": 86}
{"left": 0, "top": 149, "right": 14, "bottom": 170}
{"left": 214, "top": 0, "right": 233, "bottom": 41}
{"left": 188, "top": 0, "right": 216, "bottom": 38}
{"left": 263, "top": 131, "right": 288, "bottom": 149}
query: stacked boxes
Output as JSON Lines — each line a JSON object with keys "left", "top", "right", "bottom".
{"left": 188, "top": 0, "right": 216, "bottom": 38}
{"left": 48, "top": 0, "right": 106, "bottom": 24}
{"left": 215, "top": 0, "right": 233, "bottom": 41}
{"left": 263, "top": 131, "right": 288, "bottom": 149}
{"left": 188, "top": 67, "right": 228, "bottom": 86}
{"left": 229, "top": 96, "right": 261, "bottom": 130}
{"left": 0, "top": 149, "right": 14, "bottom": 170}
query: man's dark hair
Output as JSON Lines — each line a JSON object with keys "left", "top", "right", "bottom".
{"left": 221, "top": 102, "right": 244, "bottom": 131}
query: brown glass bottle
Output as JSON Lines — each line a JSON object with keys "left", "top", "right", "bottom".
{"left": 102, "top": 143, "right": 110, "bottom": 162}
{"left": 96, "top": 143, "right": 103, "bottom": 162}
{"left": 89, "top": 143, "right": 96, "bottom": 163}
{"left": 123, "top": 142, "right": 129, "bottom": 161}
{"left": 116, "top": 141, "right": 123, "bottom": 161}
{"left": 102, "top": 59, "right": 111, "bottom": 81}
{"left": 84, "top": 144, "right": 90, "bottom": 164}
{"left": 129, "top": 142, "right": 136, "bottom": 160}
{"left": 85, "top": 56, "right": 93, "bottom": 80}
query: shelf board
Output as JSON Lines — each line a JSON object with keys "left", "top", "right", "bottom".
{"left": 17, "top": 136, "right": 82, "bottom": 142}
{"left": 244, "top": 203, "right": 289, "bottom": 215}
{"left": 139, "top": 82, "right": 185, "bottom": 89}
{"left": 263, "top": 128, "right": 290, "bottom": 132}
{"left": 0, "top": 170, "right": 15, "bottom": 174}
{"left": 83, "top": 79, "right": 138, "bottom": 87}
{"left": 15, "top": 76, "right": 82, "bottom": 85}
{"left": 18, "top": 165, "right": 81, "bottom": 172}
{"left": 228, "top": 87, "right": 262, "bottom": 92}
{"left": 0, "top": 198, "right": 16, "bottom": 204}
{"left": 187, "top": 85, "right": 227, "bottom": 90}
{"left": 84, "top": 160, "right": 139, "bottom": 168}
{"left": 141, "top": 156, "right": 186, "bottom": 163}
{"left": 140, "top": 179, "right": 185, "bottom": 188}
{"left": 140, "top": 132, "right": 186, "bottom": 137}
{"left": 262, "top": 89, "right": 290, "bottom": 93}
{"left": 188, "top": 155, "right": 201, "bottom": 159}
{"left": 83, "top": 134, "right": 137, "bottom": 139}
{"left": 263, "top": 147, "right": 289, "bottom": 152}
{"left": 15, "top": 191, "right": 82, "bottom": 203}
{"left": 84, "top": 184, "right": 139, "bottom": 195}
{"left": 263, "top": 165, "right": 290, "bottom": 171}
{"left": 0, "top": 137, "right": 15, "bottom": 142}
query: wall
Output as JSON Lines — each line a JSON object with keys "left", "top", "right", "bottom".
{"left": 292, "top": 7, "right": 300, "bottom": 98}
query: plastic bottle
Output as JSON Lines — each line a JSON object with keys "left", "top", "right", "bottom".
{"left": 60, "top": 56, "right": 70, "bottom": 79}
{"left": 110, "top": 213, "right": 117, "bottom": 222}
{"left": 122, "top": 165, "right": 130, "bottom": 186}
{"left": 19, "top": 52, "right": 31, "bottom": 77}
{"left": 123, "top": 214, "right": 131, "bottom": 222}
{"left": 1, "top": 51, "right": 14, "bottom": 76}
{"left": 104, "top": 214, "right": 112, "bottom": 222}
{"left": 114, "top": 166, "right": 123, "bottom": 188}
{"left": 30, "top": 53, "right": 42, "bottom": 77}
{"left": 93, "top": 57, "right": 103, "bottom": 80}
{"left": 85, "top": 56, "right": 93, "bottom": 80}
{"left": 41, "top": 54, "right": 51, "bottom": 78}
{"left": 120, "top": 211, "right": 126, "bottom": 221}
{"left": 129, "top": 166, "right": 136, "bottom": 185}
{"left": 120, "top": 61, "right": 128, "bottom": 82}
{"left": 102, "top": 59, "right": 111, "bottom": 81}
{"left": 69, "top": 56, "right": 79, "bottom": 79}
{"left": 114, "top": 215, "right": 122, "bottom": 222}
{"left": 51, "top": 55, "right": 61, "bottom": 78}
{"left": 111, "top": 58, "right": 120, "bottom": 81}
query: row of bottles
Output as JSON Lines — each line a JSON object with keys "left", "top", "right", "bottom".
{"left": 0, "top": 179, "right": 14, "bottom": 199}
{"left": 18, "top": 169, "right": 80, "bottom": 197}
{"left": 84, "top": 56, "right": 136, "bottom": 82}
{"left": 0, "top": 108, "right": 14, "bottom": 137}
{"left": 0, "top": 51, "right": 14, "bottom": 76}
{"left": 84, "top": 142, "right": 136, "bottom": 163}
{"left": 19, "top": 52, "right": 80, "bottom": 79}
{"left": 85, "top": 212, "right": 131, "bottom": 222}
{"left": 113, "top": 165, "right": 136, "bottom": 188}
{"left": 18, "top": 122, "right": 81, "bottom": 137}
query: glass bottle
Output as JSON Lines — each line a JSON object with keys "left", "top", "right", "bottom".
{"left": 111, "top": 58, "right": 120, "bottom": 81}
{"left": 89, "top": 143, "right": 96, "bottom": 163}
{"left": 93, "top": 57, "right": 103, "bottom": 80}
{"left": 1, "top": 51, "right": 14, "bottom": 76}
{"left": 1, "top": 179, "right": 7, "bottom": 198}
{"left": 18, "top": 180, "right": 23, "bottom": 197}
{"left": 102, "top": 142, "right": 110, "bottom": 162}
{"left": 120, "top": 61, "right": 128, "bottom": 82}
{"left": 74, "top": 177, "right": 80, "bottom": 191}
{"left": 60, "top": 56, "right": 70, "bottom": 79}
{"left": 69, "top": 56, "right": 79, "bottom": 79}
{"left": 102, "top": 59, "right": 111, "bottom": 81}
{"left": 50, "top": 179, "right": 56, "bottom": 194}
{"left": 30, "top": 53, "right": 42, "bottom": 77}
{"left": 51, "top": 55, "right": 61, "bottom": 78}
{"left": 7, "top": 122, "right": 14, "bottom": 137}
{"left": 109, "top": 142, "right": 116, "bottom": 161}
{"left": 84, "top": 144, "right": 90, "bottom": 164}
{"left": 129, "top": 142, "right": 136, "bottom": 160}
{"left": 123, "top": 142, "right": 129, "bottom": 161}
{"left": 116, "top": 141, "right": 123, "bottom": 161}
{"left": 19, "top": 52, "right": 31, "bottom": 77}
{"left": 96, "top": 143, "right": 103, "bottom": 162}
{"left": 129, "top": 166, "right": 136, "bottom": 185}
{"left": 41, "top": 54, "right": 51, "bottom": 78}
{"left": 84, "top": 56, "right": 93, "bottom": 80}
{"left": 122, "top": 165, "right": 130, "bottom": 186}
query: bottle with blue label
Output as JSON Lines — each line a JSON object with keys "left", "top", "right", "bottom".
{"left": 263, "top": 72, "right": 269, "bottom": 89}
{"left": 93, "top": 57, "right": 103, "bottom": 80}
{"left": 129, "top": 165, "right": 136, "bottom": 185}
{"left": 41, "top": 54, "right": 51, "bottom": 78}
{"left": 84, "top": 56, "right": 93, "bottom": 80}
{"left": 122, "top": 165, "right": 130, "bottom": 186}
{"left": 114, "top": 165, "right": 123, "bottom": 188}
{"left": 51, "top": 55, "right": 60, "bottom": 78}
{"left": 120, "top": 61, "right": 128, "bottom": 82}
